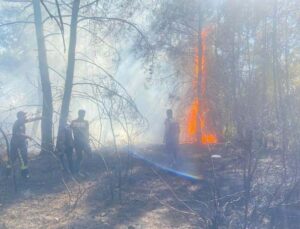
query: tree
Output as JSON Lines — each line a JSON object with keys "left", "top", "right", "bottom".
{"left": 56, "top": 0, "right": 80, "bottom": 149}
{"left": 32, "top": 0, "right": 53, "bottom": 154}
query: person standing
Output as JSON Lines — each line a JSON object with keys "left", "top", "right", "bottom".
{"left": 8, "top": 111, "right": 42, "bottom": 178}
{"left": 71, "top": 109, "right": 91, "bottom": 174}
{"left": 164, "top": 109, "right": 180, "bottom": 165}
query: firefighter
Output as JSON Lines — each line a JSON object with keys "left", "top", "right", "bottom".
{"left": 57, "top": 123, "right": 74, "bottom": 174}
{"left": 71, "top": 109, "right": 91, "bottom": 174}
{"left": 8, "top": 111, "right": 42, "bottom": 178}
{"left": 164, "top": 109, "right": 180, "bottom": 165}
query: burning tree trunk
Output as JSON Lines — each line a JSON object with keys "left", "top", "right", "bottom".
{"left": 184, "top": 30, "right": 218, "bottom": 144}
{"left": 196, "top": 5, "right": 203, "bottom": 144}
{"left": 182, "top": 2, "right": 218, "bottom": 145}
{"left": 32, "top": 0, "right": 53, "bottom": 154}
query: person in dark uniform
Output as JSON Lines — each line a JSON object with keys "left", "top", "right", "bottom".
{"left": 71, "top": 109, "right": 91, "bottom": 173}
{"left": 164, "top": 109, "right": 180, "bottom": 165}
{"left": 8, "top": 111, "right": 42, "bottom": 178}
{"left": 57, "top": 123, "right": 74, "bottom": 174}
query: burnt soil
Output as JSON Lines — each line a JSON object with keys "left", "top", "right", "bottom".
{"left": 0, "top": 144, "right": 243, "bottom": 229}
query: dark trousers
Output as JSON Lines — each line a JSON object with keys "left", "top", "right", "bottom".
{"left": 60, "top": 147, "right": 74, "bottom": 173}
{"left": 9, "top": 140, "right": 28, "bottom": 171}
{"left": 74, "top": 141, "right": 91, "bottom": 173}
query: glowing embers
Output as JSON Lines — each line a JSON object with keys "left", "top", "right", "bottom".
{"left": 184, "top": 28, "right": 218, "bottom": 145}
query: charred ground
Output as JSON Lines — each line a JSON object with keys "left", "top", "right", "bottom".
{"left": 0, "top": 144, "right": 299, "bottom": 229}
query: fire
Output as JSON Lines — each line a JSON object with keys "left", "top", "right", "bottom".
{"left": 183, "top": 28, "right": 218, "bottom": 144}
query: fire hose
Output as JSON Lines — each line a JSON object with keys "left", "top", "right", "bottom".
{"left": 125, "top": 147, "right": 202, "bottom": 181}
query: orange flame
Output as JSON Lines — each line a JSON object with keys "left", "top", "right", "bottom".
{"left": 183, "top": 28, "right": 218, "bottom": 144}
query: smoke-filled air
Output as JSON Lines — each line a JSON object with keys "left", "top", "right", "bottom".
{"left": 1, "top": 0, "right": 300, "bottom": 228}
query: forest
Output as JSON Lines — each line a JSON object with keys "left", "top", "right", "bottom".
{"left": 1, "top": 0, "right": 300, "bottom": 228}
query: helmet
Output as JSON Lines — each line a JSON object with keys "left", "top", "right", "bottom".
{"left": 17, "top": 111, "right": 26, "bottom": 119}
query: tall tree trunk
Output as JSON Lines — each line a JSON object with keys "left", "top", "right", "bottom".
{"left": 196, "top": 2, "right": 203, "bottom": 144}
{"left": 56, "top": 0, "right": 80, "bottom": 148}
{"left": 32, "top": 0, "right": 53, "bottom": 154}
{"left": 272, "top": 0, "right": 280, "bottom": 121}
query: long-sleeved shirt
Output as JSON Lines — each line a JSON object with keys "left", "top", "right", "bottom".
{"left": 11, "top": 120, "right": 26, "bottom": 143}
